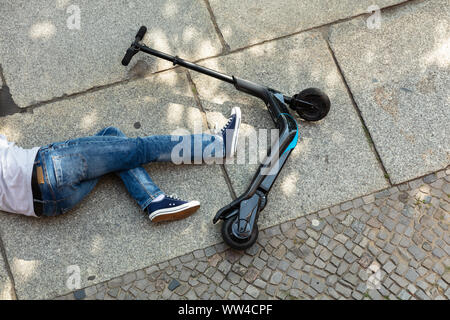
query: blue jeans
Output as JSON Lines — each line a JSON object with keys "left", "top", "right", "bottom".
{"left": 34, "top": 127, "right": 223, "bottom": 216}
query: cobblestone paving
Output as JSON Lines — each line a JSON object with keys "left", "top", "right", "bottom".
{"left": 58, "top": 168, "right": 450, "bottom": 300}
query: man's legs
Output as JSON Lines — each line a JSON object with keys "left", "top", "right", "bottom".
{"left": 38, "top": 108, "right": 240, "bottom": 218}
{"left": 47, "top": 132, "right": 224, "bottom": 184}
{"left": 38, "top": 128, "right": 222, "bottom": 217}
{"left": 95, "top": 127, "right": 163, "bottom": 211}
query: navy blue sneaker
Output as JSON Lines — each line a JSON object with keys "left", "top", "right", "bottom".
{"left": 217, "top": 107, "right": 241, "bottom": 158}
{"left": 147, "top": 195, "right": 200, "bottom": 222}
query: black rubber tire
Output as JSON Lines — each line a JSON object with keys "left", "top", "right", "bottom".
{"left": 293, "top": 88, "right": 330, "bottom": 121}
{"left": 221, "top": 216, "right": 259, "bottom": 250}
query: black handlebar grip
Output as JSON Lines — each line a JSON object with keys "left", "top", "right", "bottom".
{"left": 122, "top": 27, "right": 147, "bottom": 66}
{"left": 135, "top": 26, "right": 147, "bottom": 41}
{"left": 121, "top": 48, "right": 136, "bottom": 66}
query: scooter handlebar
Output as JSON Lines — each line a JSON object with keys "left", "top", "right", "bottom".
{"left": 135, "top": 26, "right": 147, "bottom": 41}
{"left": 121, "top": 47, "right": 136, "bottom": 66}
{"left": 121, "top": 26, "right": 148, "bottom": 66}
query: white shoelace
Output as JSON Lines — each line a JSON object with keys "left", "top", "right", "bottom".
{"left": 213, "top": 116, "right": 233, "bottom": 135}
{"left": 166, "top": 194, "right": 182, "bottom": 201}
{"left": 151, "top": 194, "right": 182, "bottom": 203}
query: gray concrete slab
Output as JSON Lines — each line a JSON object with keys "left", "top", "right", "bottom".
{"left": 0, "top": 0, "right": 222, "bottom": 108}
{"left": 208, "top": 0, "right": 407, "bottom": 50}
{"left": 328, "top": 0, "right": 450, "bottom": 184}
{"left": 190, "top": 31, "right": 389, "bottom": 228}
{"left": 0, "top": 69, "right": 231, "bottom": 299}
{"left": 0, "top": 250, "right": 14, "bottom": 299}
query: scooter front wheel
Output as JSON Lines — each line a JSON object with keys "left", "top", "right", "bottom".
{"left": 221, "top": 216, "right": 259, "bottom": 250}
{"left": 291, "top": 88, "right": 330, "bottom": 121}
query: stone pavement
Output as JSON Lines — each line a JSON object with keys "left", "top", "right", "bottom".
{"left": 0, "top": 0, "right": 222, "bottom": 108}
{"left": 0, "top": 0, "right": 449, "bottom": 300}
{"left": 57, "top": 168, "right": 450, "bottom": 300}
{"left": 328, "top": 0, "right": 450, "bottom": 183}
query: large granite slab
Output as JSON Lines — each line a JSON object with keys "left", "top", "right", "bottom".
{"left": 0, "top": 0, "right": 222, "bottom": 108}
{"left": 328, "top": 0, "right": 450, "bottom": 184}
{"left": 0, "top": 250, "right": 14, "bottom": 299}
{"left": 208, "top": 0, "right": 407, "bottom": 49}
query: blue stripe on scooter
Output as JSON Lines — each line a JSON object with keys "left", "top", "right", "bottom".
{"left": 281, "top": 113, "right": 298, "bottom": 155}
{"left": 274, "top": 93, "right": 299, "bottom": 156}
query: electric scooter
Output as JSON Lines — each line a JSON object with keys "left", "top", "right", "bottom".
{"left": 122, "top": 26, "right": 330, "bottom": 250}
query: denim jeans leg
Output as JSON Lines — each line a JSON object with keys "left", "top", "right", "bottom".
{"left": 38, "top": 146, "right": 101, "bottom": 216}
{"left": 45, "top": 130, "right": 222, "bottom": 199}
{"left": 95, "top": 127, "right": 163, "bottom": 210}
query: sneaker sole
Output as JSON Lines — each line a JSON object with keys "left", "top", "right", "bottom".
{"left": 149, "top": 201, "right": 200, "bottom": 223}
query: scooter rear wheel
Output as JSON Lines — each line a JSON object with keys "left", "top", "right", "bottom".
{"left": 222, "top": 216, "right": 259, "bottom": 250}
{"left": 292, "top": 88, "right": 330, "bottom": 121}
